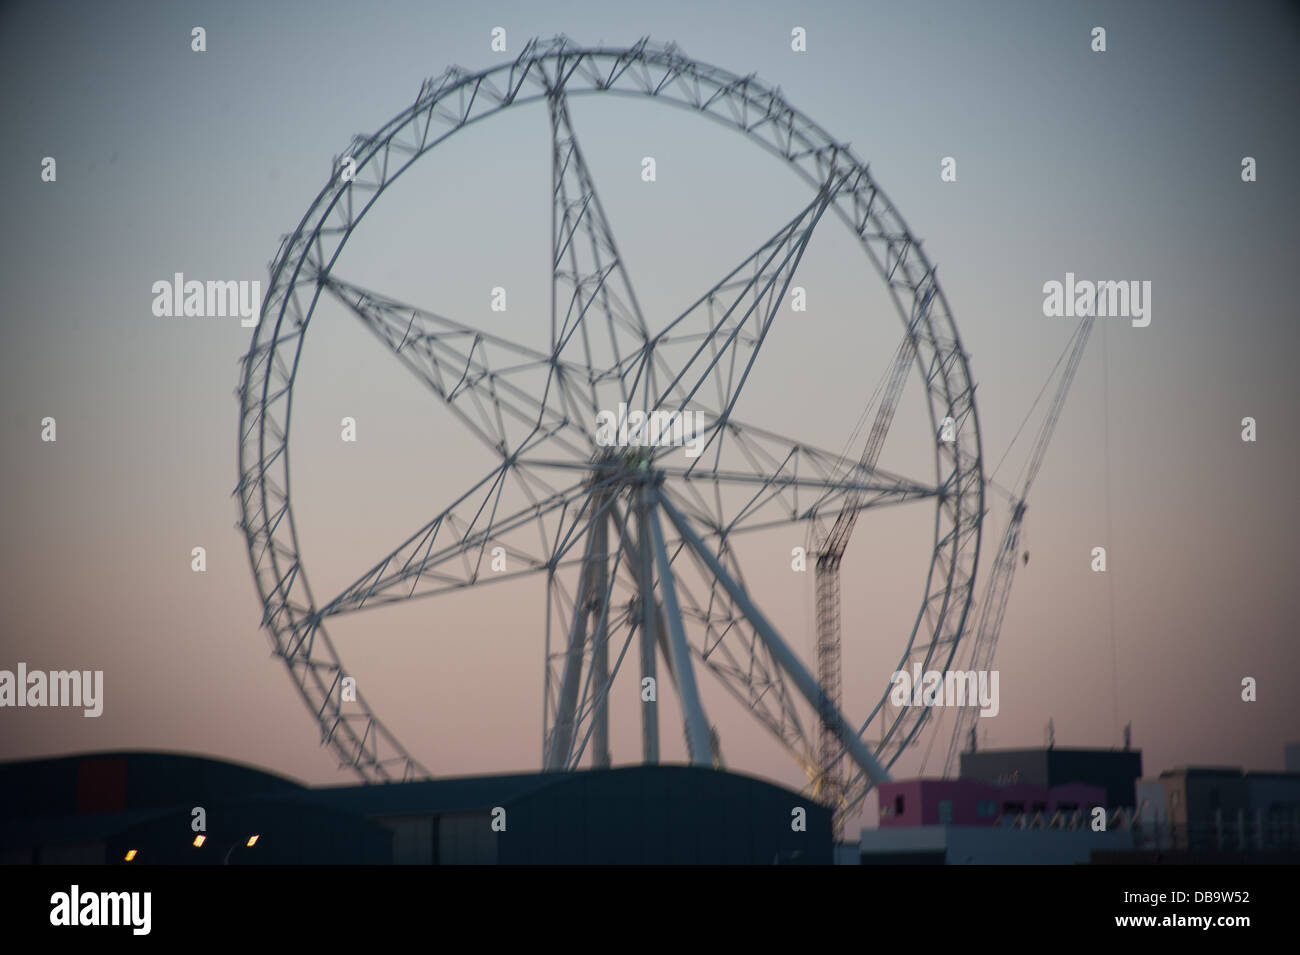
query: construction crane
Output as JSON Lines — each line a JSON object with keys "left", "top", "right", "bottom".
{"left": 942, "top": 312, "right": 1095, "bottom": 777}
{"left": 812, "top": 282, "right": 933, "bottom": 820}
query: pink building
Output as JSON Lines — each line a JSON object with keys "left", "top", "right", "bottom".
{"left": 878, "top": 778, "right": 1106, "bottom": 827}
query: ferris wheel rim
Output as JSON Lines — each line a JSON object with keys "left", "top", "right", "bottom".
{"left": 235, "top": 37, "right": 984, "bottom": 797}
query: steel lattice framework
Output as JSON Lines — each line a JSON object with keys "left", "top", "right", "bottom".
{"left": 236, "top": 37, "right": 984, "bottom": 822}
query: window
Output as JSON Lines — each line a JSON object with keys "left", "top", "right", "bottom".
{"left": 894, "top": 795, "right": 906, "bottom": 815}
{"left": 976, "top": 800, "right": 996, "bottom": 818}
{"left": 938, "top": 800, "right": 954, "bottom": 824}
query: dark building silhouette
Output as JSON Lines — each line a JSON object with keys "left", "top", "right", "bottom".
{"left": 959, "top": 747, "right": 1143, "bottom": 809}
{"left": 1137, "top": 766, "right": 1300, "bottom": 852}
{"left": 0, "top": 752, "right": 829, "bottom": 865}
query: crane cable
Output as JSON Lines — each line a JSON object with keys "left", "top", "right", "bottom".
{"left": 989, "top": 332, "right": 1075, "bottom": 488}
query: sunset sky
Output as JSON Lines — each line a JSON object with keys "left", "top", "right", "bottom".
{"left": 2, "top": 0, "right": 1296, "bottom": 832}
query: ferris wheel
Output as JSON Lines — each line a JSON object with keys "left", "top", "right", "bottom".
{"left": 236, "top": 37, "right": 984, "bottom": 825}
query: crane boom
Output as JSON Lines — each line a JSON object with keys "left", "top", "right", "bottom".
{"left": 943, "top": 314, "right": 1094, "bottom": 776}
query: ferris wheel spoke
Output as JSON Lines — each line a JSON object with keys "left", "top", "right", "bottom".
{"left": 658, "top": 464, "right": 935, "bottom": 540}
{"left": 663, "top": 461, "right": 934, "bottom": 505}
{"left": 314, "top": 463, "right": 620, "bottom": 622}
{"left": 318, "top": 273, "right": 595, "bottom": 464}
{"left": 648, "top": 418, "right": 938, "bottom": 544}
{"left": 546, "top": 83, "right": 652, "bottom": 421}
{"left": 623, "top": 173, "right": 845, "bottom": 463}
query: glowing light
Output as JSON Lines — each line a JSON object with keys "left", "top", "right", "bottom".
{"left": 124, "top": 849, "right": 138, "bottom": 862}
{"left": 246, "top": 835, "right": 259, "bottom": 847}
{"left": 193, "top": 835, "right": 206, "bottom": 847}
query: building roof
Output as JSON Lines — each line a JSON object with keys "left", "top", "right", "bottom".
{"left": 0, "top": 750, "right": 305, "bottom": 818}
{"left": 306, "top": 770, "right": 565, "bottom": 816}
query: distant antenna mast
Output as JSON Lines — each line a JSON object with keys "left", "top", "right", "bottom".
{"left": 1123, "top": 722, "right": 1132, "bottom": 751}
{"left": 1046, "top": 718, "right": 1055, "bottom": 750}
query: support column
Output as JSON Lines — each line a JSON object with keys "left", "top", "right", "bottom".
{"left": 636, "top": 484, "right": 660, "bottom": 763}
{"left": 647, "top": 486, "right": 712, "bottom": 766}
{"left": 545, "top": 500, "right": 596, "bottom": 770}
{"left": 591, "top": 495, "right": 611, "bottom": 769}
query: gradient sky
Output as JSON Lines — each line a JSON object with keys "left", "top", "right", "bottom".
{"left": 2, "top": 0, "right": 1297, "bottom": 831}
